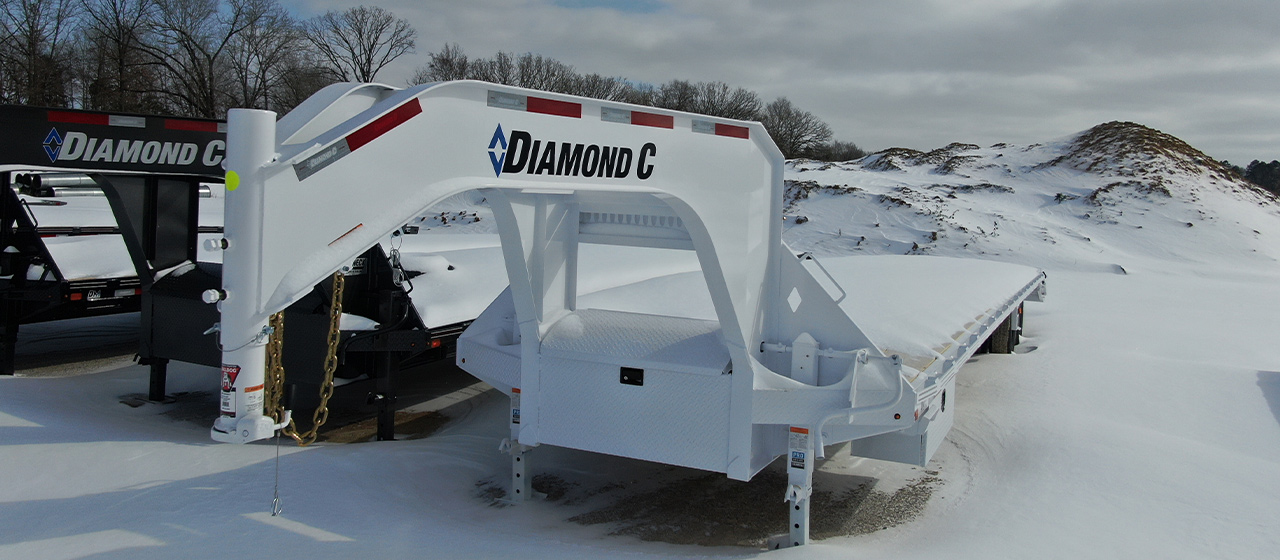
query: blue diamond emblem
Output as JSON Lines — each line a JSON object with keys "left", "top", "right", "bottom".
{"left": 43, "top": 128, "right": 63, "bottom": 162}
{"left": 488, "top": 125, "right": 507, "bottom": 177}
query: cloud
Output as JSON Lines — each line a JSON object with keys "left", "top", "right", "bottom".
{"left": 550, "top": 0, "right": 668, "bottom": 13}
{"left": 291, "top": 0, "right": 1280, "bottom": 163}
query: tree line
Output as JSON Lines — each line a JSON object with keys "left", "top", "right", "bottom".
{"left": 1, "top": 1, "right": 863, "bottom": 159}
{"left": 1243, "top": 160, "right": 1280, "bottom": 196}
{"left": 1, "top": 0, "right": 413, "bottom": 119}
{"left": 1222, "top": 159, "right": 1280, "bottom": 196}
{"left": 410, "top": 44, "right": 866, "bottom": 160}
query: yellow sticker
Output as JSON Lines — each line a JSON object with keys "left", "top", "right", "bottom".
{"left": 225, "top": 170, "right": 241, "bottom": 192}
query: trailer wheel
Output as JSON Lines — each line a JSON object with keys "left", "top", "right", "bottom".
{"left": 988, "top": 312, "right": 1016, "bottom": 354}
{"left": 1010, "top": 303, "right": 1024, "bottom": 349}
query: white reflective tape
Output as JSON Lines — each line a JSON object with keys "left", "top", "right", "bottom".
{"left": 691, "top": 120, "right": 716, "bottom": 134}
{"left": 294, "top": 141, "right": 352, "bottom": 181}
{"left": 108, "top": 115, "right": 146, "bottom": 128}
{"left": 487, "top": 91, "right": 527, "bottom": 111}
{"left": 600, "top": 107, "right": 630, "bottom": 124}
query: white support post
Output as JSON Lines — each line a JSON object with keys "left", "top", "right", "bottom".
{"left": 509, "top": 443, "right": 532, "bottom": 501}
{"left": 501, "top": 388, "right": 533, "bottom": 502}
{"left": 211, "top": 108, "right": 279, "bottom": 444}
{"left": 786, "top": 425, "right": 815, "bottom": 547}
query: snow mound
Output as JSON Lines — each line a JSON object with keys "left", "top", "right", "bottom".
{"left": 784, "top": 122, "right": 1280, "bottom": 270}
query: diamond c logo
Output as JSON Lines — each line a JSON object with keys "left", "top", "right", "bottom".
{"left": 43, "top": 128, "right": 63, "bottom": 162}
{"left": 488, "top": 125, "right": 507, "bottom": 177}
{"left": 485, "top": 124, "right": 657, "bottom": 180}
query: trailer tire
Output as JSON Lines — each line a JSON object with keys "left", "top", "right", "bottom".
{"left": 988, "top": 312, "right": 1016, "bottom": 354}
{"left": 1010, "top": 303, "right": 1024, "bottom": 349}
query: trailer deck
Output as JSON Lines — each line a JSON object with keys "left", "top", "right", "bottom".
{"left": 16, "top": 190, "right": 224, "bottom": 282}
{"left": 574, "top": 253, "right": 1045, "bottom": 370}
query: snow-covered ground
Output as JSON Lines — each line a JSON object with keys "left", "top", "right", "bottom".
{"left": 3, "top": 122, "right": 1279, "bottom": 559}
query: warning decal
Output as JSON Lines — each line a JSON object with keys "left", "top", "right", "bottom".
{"left": 511, "top": 388, "right": 521, "bottom": 425}
{"left": 221, "top": 364, "right": 240, "bottom": 391}
{"left": 245, "top": 384, "right": 264, "bottom": 412}
{"left": 220, "top": 364, "right": 240, "bottom": 416}
{"left": 788, "top": 426, "right": 810, "bottom": 470}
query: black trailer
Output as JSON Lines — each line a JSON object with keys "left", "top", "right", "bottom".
{"left": 1, "top": 104, "right": 225, "bottom": 374}
{"left": 2, "top": 104, "right": 466, "bottom": 439}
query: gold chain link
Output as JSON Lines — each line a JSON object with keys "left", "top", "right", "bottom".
{"left": 264, "top": 312, "right": 287, "bottom": 425}
{"left": 264, "top": 272, "right": 345, "bottom": 446}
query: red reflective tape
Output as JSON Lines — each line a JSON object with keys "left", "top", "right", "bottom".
{"left": 631, "top": 111, "right": 673, "bottom": 129}
{"left": 715, "top": 123, "right": 750, "bottom": 139}
{"left": 69, "top": 292, "right": 83, "bottom": 301}
{"left": 789, "top": 426, "right": 809, "bottom": 434}
{"left": 345, "top": 98, "right": 423, "bottom": 152}
{"left": 526, "top": 97, "right": 581, "bottom": 118}
{"left": 48, "top": 110, "right": 108, "bottom": 125}
{"left": 165, "top": 119, "right": 219, "bottom": 132}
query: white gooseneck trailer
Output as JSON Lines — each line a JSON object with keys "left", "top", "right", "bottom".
{"left": 211, "top": 80, "right": 1045, "bottom": 546}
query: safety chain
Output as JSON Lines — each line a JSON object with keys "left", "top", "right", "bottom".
{"left": 264, "top": 271, "right": 346, "bottom": 446}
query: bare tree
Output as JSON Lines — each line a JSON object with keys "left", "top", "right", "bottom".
{"left": 617, "top": 81, "right": 655, "bottom": 106}
{"left": 811, "top": 140, "right": 867, "bottom": 162}
{"left": 304, "top": 5, "right": 415, "bottom": 83}
{"left": 76, "top": 0, "right": 166, "bottom": 112}
{"left": 226, "top": 0, "right": 300, "bottom": 110}
{"left": 650, "top": 79, "right": 763, "bottom": 120}
{"left": 468, "top": 50, "right": 516, "bottom": 85}
{"left": 272, "top": 51, "right": 333, "bottom": 113}
{"left": 135, "top": 0, "right": 272, "bottom": 118}
{"left": 0, "top": 0, "right": 79, "bottom": 105}
{"left": 410, "top": 42, "right": 467, "bottom": 84}
{"left": 515, "top": 52, "right": 574, "bottom": 92}
{"left": 572, "top": 73, "right": 630, "bottom": 101}
{"left": 692, "top": 81, "right": 761, "bottom": 121}
{"left": 760, "top": 97, "right": 832, "bottom": 159}
{"left": 651, "top": 79, "right": 697, "bottom": 113}
{"left": 412, "top": 44, "right": 635, "bottom": 103}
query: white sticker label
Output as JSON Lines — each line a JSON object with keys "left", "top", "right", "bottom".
{"left": 511, "top": 389, "right": 521, "bottom": 425}
{"left": 244, "top": 384, "right": 264, "bottom": 412}
{"left": 220, "top": 390, "right": 236, "bottom": 415}
{"left": 220, "top": 364, "right": 240, "bottom": 416}
{"left": 788, "top": 427, "right": 810, "bottom": 470}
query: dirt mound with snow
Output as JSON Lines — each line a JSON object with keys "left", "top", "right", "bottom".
{"left": 782, "top": 121, "right": 1280, "bottom": 269}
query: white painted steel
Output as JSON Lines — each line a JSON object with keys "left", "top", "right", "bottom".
{"left": 211, "top": 108, "right": 281, "bottom": 444}
{"left": 216, "top": 80, "right": 1045, "bottom": 545}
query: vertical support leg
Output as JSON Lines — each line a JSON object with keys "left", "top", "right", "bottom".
{"left": 374, "top": 351, "right": 397, "bottom": 441}
{"left": 786, "top": 425, "right": 815, "bottom": 547}
{"left": 498, "top": 387, "right": 535, "bottom": 503}
{"left": 148, "top": 358, "right": 169, "bottom": 402}
{"left": 496, "top": 440, "right": 533, "bottom": 502}
{"left": 510, "top": 443, "right": 531, "bottom": 501}
{"left": 0, "top": 301, "right": 17, "bottom": 375}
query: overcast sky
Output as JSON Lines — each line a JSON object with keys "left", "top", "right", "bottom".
{"left": 289, "top": 0, "right": 1280, "bottom": 164}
